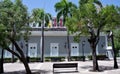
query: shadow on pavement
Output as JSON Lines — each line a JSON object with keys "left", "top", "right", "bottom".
{"left": 2, "top": 70, "right": 50, "bottom": 74}
{"left": 53, "top": 71, "right": 79, "bottom": 74}
{"left": 2, "top": 69, "right": 79, "bottom": 74}
{"left": 81, "top": 65, "right": 117, "bottom": 72}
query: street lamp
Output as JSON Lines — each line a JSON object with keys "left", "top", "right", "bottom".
{"left": 82, "top": 40, "right": 85, "bottom": 61}
{"left": 106, "top": 30, "right": 118, "bottom": 68}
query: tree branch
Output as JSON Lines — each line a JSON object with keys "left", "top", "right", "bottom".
{"left": 5, "top": 47, "right": 21, "bottom": 60}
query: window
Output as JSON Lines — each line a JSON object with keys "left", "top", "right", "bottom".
{"left": 28, "top": 43, "right": 37, "bottom": 57}
{"left": 50, "top": 43, "right": 59, "bottom": 56}
{"left": 71, "top": 43, "right": 79, "bottom": 56}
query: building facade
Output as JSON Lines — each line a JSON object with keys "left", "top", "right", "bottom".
{"left": 2, "top": 17, "right": 108, "bottom": 59}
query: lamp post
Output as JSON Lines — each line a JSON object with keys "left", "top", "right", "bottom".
{"left": 107, "top": 30, "right": 118, "bottom": 68}
{"left": 82, "top": 40, "right": 85, "bottom": 61}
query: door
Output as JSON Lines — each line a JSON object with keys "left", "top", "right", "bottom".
{"left": 50, "top": 43, "right": 59, "bottom": 56}
{"left": 71, "top": 43, "right": 79, "bottom": 56}
{"left": 28, "top": 43, "right": 37, "bottom": 57}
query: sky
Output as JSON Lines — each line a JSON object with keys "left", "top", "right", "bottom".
{"left": 22, "top": 0, "right": 120, "bottom": 16}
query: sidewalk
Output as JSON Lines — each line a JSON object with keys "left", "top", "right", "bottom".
{"left": 3, "top": 60, "right": 120, "bottom": 74}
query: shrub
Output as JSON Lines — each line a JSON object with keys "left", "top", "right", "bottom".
{"left": 45, "top": 56, "right": 65, "bottom": 62}
{"left": 87, "top": 54, "right": 107, "bottom": 60}
{"left": 70, "top": 56, "right": 86, "bottom": 61}
{"left": 29, "top": 57, "right": 41, "bottom": 62}
{"left": 1, "top": 58, "right": 18, "bottom": 63}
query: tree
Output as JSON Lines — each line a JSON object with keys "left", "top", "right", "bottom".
{"left": 54, "top": 0, "right": 77, "bottom": 61}
{"left": 31, "top": 8, "right": 52, "bottom": 62}
{"left": 66, "top": 0, "right": 120, "bottom": 71}
{"left": 0, "top": 0, "right": 31, "bottom": 74}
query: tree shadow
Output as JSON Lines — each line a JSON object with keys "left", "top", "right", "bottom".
{"left": 1, "top": 71, "right": 26, "bottom": 74}
{"left": 53, "top": 70, "right": 79, "bottom": 74}
{"left": 2, "top": 69, "right": 79, "bottom": 74}
{"left": 1, "top": 69, "right": 50, "bottom": 74}
{"left": 81, "top": 65, "right": 118, "bottom": 72}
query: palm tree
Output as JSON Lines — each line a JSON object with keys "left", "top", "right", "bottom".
{"left": 31, "top": 8, "right": 52, "bottom": 62}
{"left": 55, "top": 0, "right": 77, "bottom": 61}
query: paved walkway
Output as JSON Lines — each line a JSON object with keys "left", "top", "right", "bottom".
{"left": 2, "top": 59, "right": 120, "bottom": 74}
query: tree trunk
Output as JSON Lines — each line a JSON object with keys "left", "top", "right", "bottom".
{"left": 111, "top": 34, "right": 118, "bottom": 68}
{"left": 0, "top": 49, "right": 4, "bottom": 73}
{"left": 92, "top": 44, "right": 99, "bottom": 71}
{"left": 19, "top": 56, "right": 32, "bottom": 74}
{"left": 10, "top": 39, "right": 32, "bottom": 74}
{"left": 88, "top": 37, "right": 99, "bottom": 71}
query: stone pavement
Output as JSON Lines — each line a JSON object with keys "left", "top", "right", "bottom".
{"left": 2, "top": 59, "right": 120, "bottom": 74}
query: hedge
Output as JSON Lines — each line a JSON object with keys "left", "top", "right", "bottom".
{"left": 70, "top": 56, "right": 86, "bottom": 61}
{"left": 87, "top": 54, "right": 108, "bottom": 60}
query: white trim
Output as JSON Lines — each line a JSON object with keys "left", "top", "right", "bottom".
{"left": 30, "top": 31, "right": 67, "bottom": 36}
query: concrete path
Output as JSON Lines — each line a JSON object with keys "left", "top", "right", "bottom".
{"left": 2, "top": 59, "right": 120, "bottom": 74}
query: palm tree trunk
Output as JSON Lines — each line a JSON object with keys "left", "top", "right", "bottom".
{"left": 67, "top": 29, "right": 70, "bottom": 61}
{"left": 41, "top": 23, "right": 44, "bottom": 62}
{"left": 0, "top": 49, "right": 4, "bottom": 73}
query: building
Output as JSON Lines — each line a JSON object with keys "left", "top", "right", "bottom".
{"left": 3, "top": 17, "right": 109, "bottom": 60}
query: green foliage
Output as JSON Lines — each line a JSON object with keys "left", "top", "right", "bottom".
{"left": 101, "top": 5, "right": 120, "bottom": 31}
{"left": 54, "top": 0, "right": 77, "bottom": 24}
{"left": 65, "top": 0, "right": 120, "bottom": 70}
{"left": 0, "top": 0, "right": 29, "bottom": 43}
{"left": 66, "top": 0, "right": 120, "bottom": 42}
{"left": 31, "top": 8, "right": 52, "bottom": 27}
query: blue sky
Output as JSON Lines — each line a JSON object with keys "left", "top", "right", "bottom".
{"left": 22, "top": 0, "right": 120, "bottom": 16}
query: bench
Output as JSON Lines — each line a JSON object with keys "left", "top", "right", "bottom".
{"left": 53, "top": 63, "right": 78, "bottom": 72}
